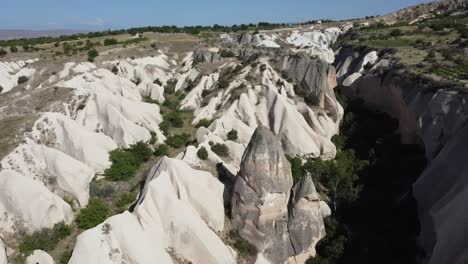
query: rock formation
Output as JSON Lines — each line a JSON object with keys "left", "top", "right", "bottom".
{"left": 335, "top": 46, "right": 468, "bottom": 264}
{"left": 231, "top": 126, "right": 330, "bottom": 263}
{"left": 70, "top": 157, "right": 236, "bottom": 264}
{"left": 25, "top": 250, "right": 55, "bottom": 264}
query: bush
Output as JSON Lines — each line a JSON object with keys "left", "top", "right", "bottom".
{"left": 76, "top": 198, "right": 111, "bottom": 229}
{"left": 227, "top": 129, "right": 238, "bottom": 140}
{"left": 87, "top": 48, "right": 99, "bottom": 62}
{"left": 17, "top": 76, "right": 29, "bottom": 84}
{"left": 218, "top": 78, "right": 230, "bottom": 89}
{"left": 164, "top": 111, "right": 183, "bottom": 128}
{"left": 0, "top": 85, "right": 3, "bottom": 93}
{"left": 196, "top": 118, "right": 212, "bottom": 128}
{"left": 104, "top": 38, "right": 118, "bottom": 46}
{"left": 211, "top": 143, "right": 229, "bottom": 157}
{"left": 166, "top": 133, "right": 191, "bottom": 148}
{"left": 286, "top": 155, "right": 303, "bottom": 183}
{"left": 153, "top": 78, "right": 162, "bottom": 86}
{"left": 59, "top": 248, "right": 73, "bottom": 264}
{"left": 305, "top": 94, "right": 320, "bottom": 106}
{"left": 111, "top": 65, "right": 119, "bottom": 74}
{"left": 197, "top": 146, "right": 209, "bottom": 160}
{"left": 0, "top": 49, "right": 7, "bottom": 56}
{"left": 220, "top": 49, "right": 235, "bottom": 58}
{"left": 19, "top": 222, "right": 73, "bottom": 255}
{"left": 105, "top": 142, "right": 152, "bottom": 181}
{"left": 154, "top": 144, "right": 169, "bottom": 156}
{"left": 164, "top": 80, "right": 176, "bottom": 94}
{"left": 389, "top": 29, "right": 403, "bottom": 37}
{"left": 115, "top": 191, "right": 137, "bottom": 211}
{"left": 159, "top": 120, "right": 170, "bottom": 135}
{"left": 259, "top": 64, "right": 267, "bottom": 71}
{"left": 10, "top": 46, "right": 18, "bottom": 53}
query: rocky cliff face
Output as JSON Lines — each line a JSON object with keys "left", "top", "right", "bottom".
{"left": 335, "top": 46, "right": 468, "bottom": 264}
{"left": 231, "top": 126, "right": 330, "bottom": 264}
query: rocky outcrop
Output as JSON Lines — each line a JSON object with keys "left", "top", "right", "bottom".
{"left": 280, "top": 54, "right": 342, "bottom": 121}
{"left": 26, "top": 250, "right": 55, "bottom": 264}
{"left": 288, "top": 173, "right": 331, "bottom": 263}
{"left": 70, "top": 157, "right": 236, "bottom": 264}
{"left": 194, "top": 49, "right": 221, "bottom": 64}
{"left": 231, "top": 127, "right": 330, "bottom": 264}
{"left": 0, "top": 59, "right": 38, "bottom": 94}
{"left": 335, "top": 47, "right": 468, "bottom": 264}
{"left": 231, "top": 126, "right": 294, "bottom": 263}
{"left": 0, "top": 238, "right": 7, "bottom": 264}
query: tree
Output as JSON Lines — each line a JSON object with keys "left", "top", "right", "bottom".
{"left": 17, "top": 76, "right": 29, "bottom": 84}
{"left": 154, "top": 144, "right": 169, "bottom": 156}
{"left": 111, "top": 65, "right": 119, "bottom": 74}
{"left": 9, "top": 46, "right": 18, "bottom": 53}
{"left": 227, "top": 129, "right": 238, "bottom": 140}
{"left": 197, "top": 147, "right": 208, "bottom": 160}
{"left": 104, "top": 38, "right": 118, "bottom": 46}
{"left": 305, "top": 94, "right": 320, "bottom": 106}
{"left": 389, "top": 28, "right": 403, "bottom": 37}
{"left": 211, "top": 143, "right": 229, "bottom": 157}
{"left": 87, "top": 48, "right": 99, "bottom": 62}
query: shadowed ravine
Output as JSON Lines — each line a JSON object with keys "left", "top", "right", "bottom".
{"left": 309, "top": 98, "right": 428, "bottom": 264}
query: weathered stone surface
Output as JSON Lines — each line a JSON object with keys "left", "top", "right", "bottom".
{"left": 231, "top": 126, "right": 293, "bottom": 263}
{"left": 193, "top": 49, "right": 221, "bottom": 63}
{"left": 288, "top": 173, "right": 330, "bottom": 262}
{"left": 232, "top": 127, "right": 329, "bottom": 264}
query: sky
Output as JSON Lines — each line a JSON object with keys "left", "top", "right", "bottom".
{"left": 1, "top": 0, "right": 433, "bottom": 31}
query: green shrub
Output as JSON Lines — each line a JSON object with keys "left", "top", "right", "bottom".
{"left": 230, "top": 230, "right": 257, "bottom": 257}
{"left": 197, "top": 146, "right": 209, "bottom": 160}
{"left": 159, "top": 120, "right": 170, "bottom": 135}
{"left": 153, "top": 78, "right": 163, "bottom": 86}
{"left": 218, "top": 78, "right": 230, "bottom": 89}
{"left": 305, "top": 94, "right": 320, "bottom": 106}
{"left": 196, "top": 118, "right": 212, "bottom": 128}
{"left": 165, "top": 80, "right": 176, "bottom": 94}
{"left": 59, "top": 248, "right": 73, "bottom": 264}
{"left": 211, "top": 143, "right": 229, "bottom": 157}
{"left": 17, "top": 76, "right": 29, "bottom": 84}
{"left": 164, "top": 111, "right": 183, "bottom": 127}
{"left": 19, "top": 222, "right": 73, "bottom": 255}
{"left": 87, "top": 48, "right": 99, "bottom": 62}
{"left": 154, "top": 144, "right": 169, "bottom": 156}
{"left": 76, "top": 198, "right": 110, "bottom": 229}
{"left": 115, "top": 191, "right": 138, "bottom": 211}
{"left": 111, "top": 65, "right": 119, "bottom": 74}
{"left": 286, "top": 155, "right": 303, "bottom": 183}
{"left": 227, "top": 129, "right": 238, "bottom": 140}
{"left": 389, "top": 29, "right": 402, "bottom": 37}
{"left": 104, "top": 38, "right": 118, "bottom": 46}
{"left": 220, "top": 49, "right": 235, "bottom": 58}
{"left": 105, "top": 142, "right": 152, "bottom": 181}
{"left": 166, "top": 133, "right": 191, "bottom": 148}
{"left": 10, "top": 46, "right": 18, "bottom": 53}
{"left": 0, "top": 49, "right": 7, "bottom": 56}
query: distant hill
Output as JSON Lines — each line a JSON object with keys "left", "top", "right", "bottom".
{"left": 0, "top": 29, "right": 88, "bottom": 40}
